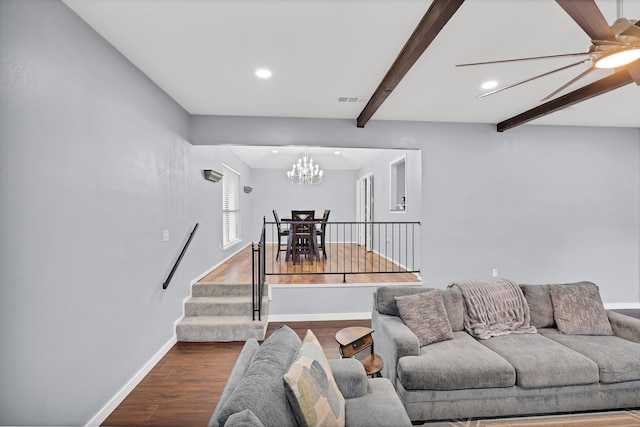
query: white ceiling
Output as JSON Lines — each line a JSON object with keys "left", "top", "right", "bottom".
{"left": 227, "top": 145, "right": 388, "bottom": 170}
{"left": 63, "top": 0, "right": 640, "bottom": 131}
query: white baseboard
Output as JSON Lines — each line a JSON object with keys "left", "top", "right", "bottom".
{"left": 605, "top": 302, "right": 640, "bottom": 309}
{"left": 268, "top": 312, "right": 371, "bottom": 322}
{"left": 86, "top": 334, "right": 177, "bottom": 427}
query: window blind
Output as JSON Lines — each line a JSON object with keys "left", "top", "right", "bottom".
{"left": 222, "top": 164, "right": 240, "bottom": 248}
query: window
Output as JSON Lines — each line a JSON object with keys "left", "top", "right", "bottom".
{"left": 222, "top": 164, "right": 240, "bottom": 249}
{"left": 390, "top": 155, "right": 406, "bottom": 212}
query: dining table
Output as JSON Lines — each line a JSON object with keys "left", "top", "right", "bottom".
{"left": 282, "top": 211, "right": 321, "bottom": 263}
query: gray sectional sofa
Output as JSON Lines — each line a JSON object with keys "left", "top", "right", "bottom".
{"left": 209, "top": 324, "right": 412, "bottom": 427}
{"left": 372, "top": 281, "right": 640, "bottom": 423}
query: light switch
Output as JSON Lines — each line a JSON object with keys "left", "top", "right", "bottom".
{"left": 163, "top": 230, "right": 169, "bottom": 242}
{"left": 492, "top": 268, "right": 499, "bottom": 278}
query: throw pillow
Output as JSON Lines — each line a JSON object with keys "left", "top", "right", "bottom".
{"left": 284, "top": 358, "right": 345, "bottom": 427}
{"left": 394, "top": 289, "right": 454, "bottom": 346}
{"left": 549, "top": 284, "right": 613, "bottom": 335}
{"left": 284, "top": 331, "right": 346, "bottom": 427}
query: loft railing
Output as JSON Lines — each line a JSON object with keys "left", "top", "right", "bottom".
{"left": 253, "top": 218, "right": 419, "bottom": 278}
{"left": 265, "top": 220, "right": 420, "bottom": 281}
{"left": 163, "top": 223, "right": 199, "bottom": 290}
{"left": 251, "top": 219, "right": 420, "bottom": 320}
{"left": 251, "top": 224, "right": 266, "bottom": 320}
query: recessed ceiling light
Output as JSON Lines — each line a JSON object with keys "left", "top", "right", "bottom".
{"left": 334, "top": 151, "right": 341, "bottom": 155}
{"left": 255, "top": 68, "right": 272, "bottom": 79}
{"left": 272, "top": 150, "right": 279, "bottom": 154}
{"left": 481, "top": 80, "right": 498, "bottom": 90}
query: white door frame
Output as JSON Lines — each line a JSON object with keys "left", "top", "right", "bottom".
{"left": 356, "top": 173, "right": 373, "bottom": 251}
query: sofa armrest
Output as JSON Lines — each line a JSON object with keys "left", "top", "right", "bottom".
{"left": 608, "top": 310, "right": 640, "bottom": 344}
{"left": 208, "top": 339, "right": 260, "bottom": 427}
{"left": 371, "top": 309, "right": 420, "bottom": 390}
{"left": 328, "top": 358, "right": 368, "bottom": 399}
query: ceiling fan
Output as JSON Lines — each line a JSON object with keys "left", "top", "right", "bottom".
{"left": 457, "top": 0, "right": 640, "bottom": 101}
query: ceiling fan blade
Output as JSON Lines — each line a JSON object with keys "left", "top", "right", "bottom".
{"left": 478, "top": 58, "right": 591, "bottom": 98}
{"left": 497, "top": 68, "right": 635, "bottom": 132}
{"left": 556, "top": 0, "right": 615, "bottom": 41}
{"left": 457, "top": 52, "right": 590, "bottom": 67}
{"left": 541, "top": 66, "right": 598, "bottom": 101}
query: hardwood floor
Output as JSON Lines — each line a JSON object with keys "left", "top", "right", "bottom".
{"left": 102, "top": 320, "right": 369, "bottom": 426}
{"left": 199, "top": 244, "right": 420, "bottom": 284}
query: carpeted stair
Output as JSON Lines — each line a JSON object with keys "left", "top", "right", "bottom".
{"left": 176, "top": 282, "right": 268, "bottom": 342}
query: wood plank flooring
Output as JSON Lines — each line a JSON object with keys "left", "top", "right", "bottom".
{"left": 199, "top": 244, "right": 420, "bottom": 284}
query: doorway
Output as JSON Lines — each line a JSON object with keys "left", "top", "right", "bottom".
{"left": 356, "top": 173, "right": 373, "bottom": 251}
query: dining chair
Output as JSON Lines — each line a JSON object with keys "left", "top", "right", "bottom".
{"left": 316, "top": 209, "right": 330, "bottom": 259}
{"left": 272, "top": 210, "right": 289, "bottom": 260}
{"left": 289, "top": 210, "right": 317, "bottom": 264}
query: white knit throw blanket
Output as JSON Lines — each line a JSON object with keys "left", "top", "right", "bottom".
{"left": 449, "top": 279, "right": 537, "bottom": 340}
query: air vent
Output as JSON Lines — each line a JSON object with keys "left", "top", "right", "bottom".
{"left": 338, "top": 96, "right": 369, "bottom": 103}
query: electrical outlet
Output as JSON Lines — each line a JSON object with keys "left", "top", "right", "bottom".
{"left": 163, "top": 230, "right": 169, "bottom": 242}
{"left": 492, "top": 268, "right": 499, "bottom": 278}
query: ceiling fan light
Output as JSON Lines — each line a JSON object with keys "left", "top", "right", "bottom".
{"left": 594, "top": 47, "right": 640, "bottom": 69}
{"left": 481, "top": 80, "right": 498, "bottom": 90}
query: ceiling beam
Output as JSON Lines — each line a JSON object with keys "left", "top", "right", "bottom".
{"left": 496, "top": 68, "right": 636, "bottom": 132}
{"left": 356, "top": 0, "right": 465, "bottom": 128}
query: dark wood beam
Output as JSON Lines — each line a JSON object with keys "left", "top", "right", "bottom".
{"left": 496, "top": 68, "right": 635, "bottom": 132}
{"left": 356, "top": 0, "right": 465, "bottom": 128}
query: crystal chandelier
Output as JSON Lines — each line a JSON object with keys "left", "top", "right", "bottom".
{"left": 286, "top": 152, "right": 323, "bottom": 185}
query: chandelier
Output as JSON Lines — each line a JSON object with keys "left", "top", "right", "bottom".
{"left": 286, "top": 152, "right": 323, "bottom": 185}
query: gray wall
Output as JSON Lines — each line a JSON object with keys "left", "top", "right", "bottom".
{"left": 0, "top": 1, "right": 250, "bottom": 425}
{"left": 2, "top": 0, "right": 640, "bottom": 425}
{"left": 192, "top": 116, "right": 640, "bottom": 306}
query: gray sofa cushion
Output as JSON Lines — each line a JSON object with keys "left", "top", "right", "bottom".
{"left": 344, "top": 379, "right": 412, "bottom": 427}
{"left": 397, "top": 331, "right": 515, "bottom": 390}
{"left": 395, "top": 290, "right": 454, "bottom": 346}
{"left": 328, "top": 358, "right": 368, "bottom": 399}
{"left": 375, "top": 286, "right": 464, "bottom": 332}
{"left": 549, "top": 283, "right": 613, "bottom": 335}
{"left": 539, "top": 328, "right": 640, "bottom": 384}
{"left": 479, "top": 333, "right": 599, "bottom": 388}
{"left": 519, "top": 284, "right": 554, "bottom": 328}
{"left": 216, "top": 325, "right": 301, "bottom": 427}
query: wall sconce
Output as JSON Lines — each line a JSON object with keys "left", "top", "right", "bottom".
{"left": 203, "top": 169, "right": 223, "bottom": 182}
{"left": 243, "top": 186, "right": 253, "bottom": 194}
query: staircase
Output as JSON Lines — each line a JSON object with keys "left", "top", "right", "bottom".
{"left": 176, "top": 282, "right": 268, "bottom": 342}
